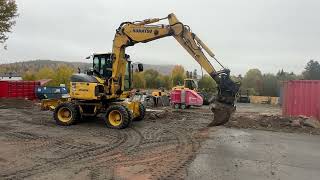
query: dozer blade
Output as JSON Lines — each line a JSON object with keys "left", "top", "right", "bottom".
{"left": 208, "top": 102, "right": 236, "bottom": 126}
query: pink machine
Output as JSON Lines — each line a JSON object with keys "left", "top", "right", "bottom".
{"left": 170, "top": 89, "right": 203, "bottom": 109}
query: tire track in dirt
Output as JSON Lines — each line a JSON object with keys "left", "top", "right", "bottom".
{"left": 4, "top": 131, "right": 48, "bottom": 141}
{"left": 67, "top": 121, "right": 201, "bottom": 179}
{"left": 1, "top": 103, "right": 210, "bottom": 179}
{"left": 52, "top": 127, "right": 146, "bottom": 180}
{"left": 151, "top": 127, "right": 198, "bottom": 179}
{"left": 109, "top": 121, "right": 206, "bottom": 179}
{"left": 2, "top": 126, "right": 149, "bottom": 179}
{"left": 1, "top": 130, "right": 128, "bottom": 179}
{"left": 2, "top": 131, "right": 52, "bottom": 151}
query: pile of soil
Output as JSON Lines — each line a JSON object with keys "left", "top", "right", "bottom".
{"left": 226, "top": 112, "right": 320, "bottom": 135}
{"left": 0, "top": 99, "right": 36, "bottom": 109}
{"left": 148, "top": 107, "right": 320, "bottom": 135}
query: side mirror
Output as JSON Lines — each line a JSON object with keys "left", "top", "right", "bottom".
{"left": 138, "top": 63, "right": 144, "bottom": 72}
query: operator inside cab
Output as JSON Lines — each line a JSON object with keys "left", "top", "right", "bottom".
{"left": 92, "top": 53, "right": 113, "bottom": 79}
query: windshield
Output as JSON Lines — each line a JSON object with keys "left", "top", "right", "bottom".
{"left": 92, "top": 54, "right": 112, "bottom": 78}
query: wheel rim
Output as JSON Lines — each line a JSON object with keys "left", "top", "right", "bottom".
{"left": 108, "top": 110, "right": 122, "bottom": 126}
{"left": 174, "top": 104, "right": 180, "bottom": 109}
{"left": 57, "top": 107, "right": 72, "bottom": 122}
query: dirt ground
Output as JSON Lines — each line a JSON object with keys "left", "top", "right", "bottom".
{"left": 0, "top": 99, "right": 319, "bottom": 179}
{"left": 226, "top": 104, "right": 320, "bottom": 135}
{"left": 0, "top": 99, "right": 211, "bottom": 179}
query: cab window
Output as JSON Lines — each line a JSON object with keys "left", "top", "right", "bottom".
{"left": 124, "top": 63, "right": 130, "bottom": 90}
{"left": 100, "top": 57, "right": 106, "bottom": 75}
{"left": 93, "top": 57, "right": 99, "bottom": 69}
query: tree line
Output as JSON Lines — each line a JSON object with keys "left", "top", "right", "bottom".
{"left": 133, "top": 60, "right": 320, "bottom": 97}
{"left": 133, "top": 65, "right": 217, "bottom": 93}
{"left": 2, "top": 60, "right": 319, "bottom": 97}
{"left": 236, "top": 60, "right": 320, "bottom": 96}
{"left": 133, "top": 67, "right": 285, "bottom": 96}
{"left": 133, "top": 65, "right": 187, "bottom": 90}
{"left": 21, "top": 65, "right": 75, "bottom": 86}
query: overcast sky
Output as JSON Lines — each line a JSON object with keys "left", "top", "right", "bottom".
{"left": 0, "top": 0, "right": 319, "bottom": 75}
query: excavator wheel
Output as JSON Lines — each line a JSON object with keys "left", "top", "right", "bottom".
{"left": 133, "top": 103, "right": 146, "bottom": 121}
{"left": 123, "top": 105, "right": 133, "bottom": 125}
{"left": 54, "top": 102, "right": 80, "bottom": 126}
{"left": 208, "top": 102, "right": 235, "bottom": 126}
{"left": 104, "top": 105, "right": 131, "bottom": 129}
{"left": 173, "top": 103, "right": 180, "bottom": 109}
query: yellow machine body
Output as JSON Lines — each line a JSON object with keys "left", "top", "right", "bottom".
{"left": 151, "top": 90, "right": 167, "bottom": 97}
{"left": 69, "top": 82, "right": 101, "bottom": 100}
{"left": 125, "top": 101, "right": 141, "bottom": 118}
{"left": 41, "top": 98, "right": 69, "bottom": 111}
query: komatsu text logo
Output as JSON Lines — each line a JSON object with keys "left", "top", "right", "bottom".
{"left": 133, "top": 29, "right": 152, "bottom": 33}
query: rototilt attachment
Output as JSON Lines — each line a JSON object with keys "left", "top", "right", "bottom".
{"left": 208, "top": 69, "right": 240, "bottom": 126}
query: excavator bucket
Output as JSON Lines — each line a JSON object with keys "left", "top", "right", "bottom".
{"left": 208, "top": 102, "right": 236, "bottom": 126}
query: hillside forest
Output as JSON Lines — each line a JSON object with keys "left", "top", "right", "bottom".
{"left": 0, "top": 60, "right": 320, "bottom": 97}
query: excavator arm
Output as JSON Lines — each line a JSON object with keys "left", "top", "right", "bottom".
{"left": 112, "top": 13, "right": 240, "bottom": 125}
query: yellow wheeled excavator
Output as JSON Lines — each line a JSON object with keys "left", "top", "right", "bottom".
{"left": 53, "top": 53, "right": 145, "bottom": 129}
{"left": 53, "top": 13, "right": 240, "bottom": 129}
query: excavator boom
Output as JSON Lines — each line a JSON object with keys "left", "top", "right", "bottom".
{"left": 112, "top": 13, "right": 240, "bottom": 125}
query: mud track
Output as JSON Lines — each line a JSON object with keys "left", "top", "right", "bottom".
{"left": 0, "top": 100, "right": 211, "bottom": 179}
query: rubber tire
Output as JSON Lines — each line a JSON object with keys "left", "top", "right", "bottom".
{"left": 133, "top": 104, "right": 146, "bottom": 121}
{"left": 181, "top": 104, "right": 187, "bottom": 109}
{"left": 174, "top": 103, "right": 180, "bottom": 109}
{"left": 123, "top": 105, "right": 133, "bottom": 126}
{"left": 54, "top": 102, "right": 80, "bottom": 126}
{"left": 104, "top": 105, "right": 130, "bottom": 129}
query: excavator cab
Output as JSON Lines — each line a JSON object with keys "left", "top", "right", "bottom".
{"left": 88, "top": 53, "right": 140, "bottom": 91}
{"left": 92, "top": 53, "right": 113, "bottom": 79}
{"left": 184, "top": 79, "right": 198, "bottom": 90}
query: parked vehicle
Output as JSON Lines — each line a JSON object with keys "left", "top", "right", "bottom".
{"left": 170, "top": 89, "right": 203, "bottom": 109}
{"left": 35, "top": 86, "right": 68, "bottom": 100}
